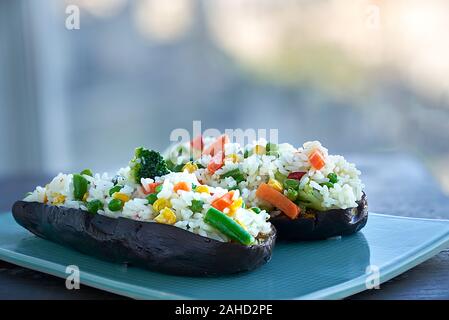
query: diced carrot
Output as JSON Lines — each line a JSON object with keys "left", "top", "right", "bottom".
{"left": 207, "top": 151, "right": 224, "bottom": 174}
{"left": 142, "top": 182, "right": 160, "bottom": 195}
{"left": 190, "top": 135, "right": 203, "bottom": 151}
{"left": 202, "top": 134, "right": 230, "bottom": 156}
{"left": 256, "top": 183, "right": 300, "bottom": 219}
{"left": 211, "top": 191, "right": 234, "bottom": 211}
{"left": 309, "top": 149, "right": 325, "bottom": 170}
{"left": 173, "top": 181, "right": 191, "bottom": 193}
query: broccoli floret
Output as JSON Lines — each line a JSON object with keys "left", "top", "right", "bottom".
{"left": 129, "top": 147, "right": 169, "bottom": 183}
{"left": 297, "top": 184, "right": 326, "bottom": 211}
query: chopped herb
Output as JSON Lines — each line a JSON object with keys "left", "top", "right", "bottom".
{"left": 190, "top": 200, "right": 204, "bottom": 213}
{"left": 146, "top": 193, "right": 158, "bottom": 205}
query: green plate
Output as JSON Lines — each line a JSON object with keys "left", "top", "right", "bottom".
{"left": 0, "top": 212, "right": 448, "bottom": 299}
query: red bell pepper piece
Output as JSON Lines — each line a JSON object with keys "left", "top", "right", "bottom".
{"left": 287, "top": 172, "right": 306, "bottom": 180}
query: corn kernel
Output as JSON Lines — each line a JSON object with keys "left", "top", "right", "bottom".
{"left": 82, "top": 192, "right": 89, "bottom": 202}
{"left": 195, "top": 185, "right": 209, "bottom": 194}
{"left": 154, "top": 207, "right": 177, "bottom": 225}
{"left": 227, "top": 198, "right": 243, "bottom": 216}
{"left": 268, "top": 178, "right": 283, "bottom": 192}
{"left": 52, "top": 193, "right": 66, "bottom": 205}
{"left": 230, "top": 198, "right": 243, "bottom": 211}
{"left": 152, "top": 198, "right": 172, "bottom": 213}
{"left": 253, "top": 145, "right": 266, "bottom": 155}
{"left": 182, "top": 162, "right": 198, "bottom": 173}
{"left": 226, "top": 153, "right": 239, "bottom": 163}
{"left": 113, "top": 192, "right": 130, "bottom": 203}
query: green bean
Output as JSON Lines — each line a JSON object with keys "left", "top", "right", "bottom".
{"left": 274, "top": 171, "right": 287, "bottom": 184}
{"left": 250, "top": 207, "right": 262, "bottom": 214}
{"left": 73, "top": 174, "right": 89, "bottom": 201}
{"left": 108, "top": 185, "right": 123, "bottom": 197}
{"left": 265, "top": 142, "right": 279, "bottom": 152}
{"left": 80, "top": 169, "right": 93, "bottom": 177}
{"left": 321, "top": 182, "right": 334, "bottom": 188}
{"left": 204, "top": 207, "right": 254, "bottom": 245}
{"left": 327, "top": 173, "right": 338, "bottom": 184}
{"left": 220, "top": 168, "right": 245, "bottom": 183}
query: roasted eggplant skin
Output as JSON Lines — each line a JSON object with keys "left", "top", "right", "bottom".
{"left": 12, "top": 201, "right": 276, "bottom": 276}
{"left": 270, "top": 193, "right": 368, "bottom": 241}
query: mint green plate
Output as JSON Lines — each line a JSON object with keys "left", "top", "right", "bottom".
{"left": 0, "top": 212, "right": 448, "bottom": 299}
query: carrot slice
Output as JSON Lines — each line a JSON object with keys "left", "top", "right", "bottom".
{"left": 173, "top": 181, "right": 191, "bottom": 193}
{"left": 207, "top": 151, "right": 224, "bottom": 174}
{"left": 203, "top": 134, "right": 230, "bottom": 156}
{"left": 211, "top": 191, "right": 234, "bottom": 211}
{"left": 142, "top": 182, "right": 160, "bottom": 195}
{"left": 256, "top": 183, "right": 300, "bottom": 219}
{"left": 309, "top": 149, "right": 325, "bottom": 170}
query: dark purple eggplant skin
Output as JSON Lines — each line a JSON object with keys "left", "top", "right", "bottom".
{"left": 270, "top": 193, "right": 368, "bottom": 241}
{"left": 12, "top": 201, "right": 276, "bottom": 277}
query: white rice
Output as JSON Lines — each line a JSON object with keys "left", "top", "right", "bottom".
{"left": 169, "top": 139, "right": 364, "bottom": 210}
{"left": 23, "top": 170, "right": 272, "bottom": 243}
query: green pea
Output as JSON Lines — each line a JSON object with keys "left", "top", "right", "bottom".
{"left": 73, "top": 174, "right": 89, "bottom": 201}
{"left": 190, "top": 200, "right": 204, "bottom": 213}
{"left": 155, "top": 185, "right": 163, "bottom": 193}
{"left": 251, "top": 207, "right": 262, "bottom": 214}
{"left": 283, "top": 179, "right": 300, "bottom": 190}
{"left": 192, "top": 184, "right": 197, "bottom": 190}
{"left": 108, "top": 198, "right": 124, "bottom": 212}
{"left": 80, "top": 169, "right": 93, "bottom": 177}
{"left": 146, "top": 193, "right": 158, "bottom": 205}
{"left": 86, "top": 200, "right": 103, "bottom": 214}
{"left": 286, "top": 189, "right": 298, "bottom": 201}
{"left": 109, "top": 185, "right": 123, "bottom": 197}
{"left": 327, "top": 173, "right": 338, "bottom": 184}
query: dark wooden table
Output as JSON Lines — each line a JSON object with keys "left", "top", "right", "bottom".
{"left": 1, "top": 154, "right": 448, "bottom": 299}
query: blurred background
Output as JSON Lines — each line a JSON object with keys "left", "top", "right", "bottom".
{"left": 1, "top": 0, "right": 449, "bottom": 195}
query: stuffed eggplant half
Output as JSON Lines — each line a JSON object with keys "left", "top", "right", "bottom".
{"left": 166, "top": 136, "right": 368, "bottom": 240}
{"left": 13, "top": 149, "right": 275, "bottom": 276}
